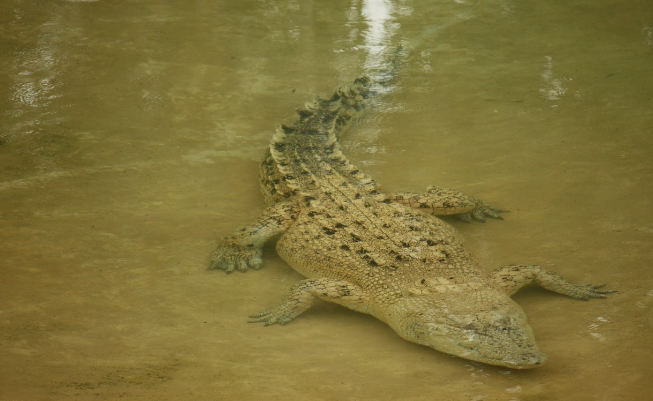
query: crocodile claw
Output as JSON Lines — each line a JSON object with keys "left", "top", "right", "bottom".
{"left": 249, "top": 309, "right": 294, "bottom": 326}
{"left": 460, "top": 201, "right": 508, "bottom": 223}
{"left": 209, "top": 243, "right": 263, "bottom": 273}
{"left": 571, "top": 284, "right": 617, "bottom": 300}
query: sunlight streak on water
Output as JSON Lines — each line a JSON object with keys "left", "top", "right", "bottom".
{"left": 361, "top": 0, "right": 400, "bottom": 80}
{"left": 540, "top": 56, "right": 567, "bottom": 101}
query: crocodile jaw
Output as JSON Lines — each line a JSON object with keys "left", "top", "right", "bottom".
{"left": 386, "top": 295, "right": 547, "bottom": 369}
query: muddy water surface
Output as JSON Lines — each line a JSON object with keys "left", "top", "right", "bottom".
{"left": 1, "top": 0, "right": 652, "bottom": 400}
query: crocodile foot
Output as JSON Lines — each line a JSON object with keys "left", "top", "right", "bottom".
{"left": 459, "top": 200, "right": 508, "bottom": 223}
{"left": 209, "top": 243, "right": 262, "bottom": 273}
{"left": 564, "top": 284, "right": 617, "bottom": 300}
{"left": 249, "top": 306, "right": 298, "bottom": 326}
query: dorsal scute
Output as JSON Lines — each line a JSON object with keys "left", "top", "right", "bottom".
{"left": 261, "top": 47, "right": 403, "bottom": 202}
{"left": 271, "top": 125, "right": 289, "bottom": 145}
{"left": 265, "top": 75, "right": 379, "bottom": 196}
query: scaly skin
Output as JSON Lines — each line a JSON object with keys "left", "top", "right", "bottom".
{"left": 209, "top": 74, "right": 614, "bottom": 369}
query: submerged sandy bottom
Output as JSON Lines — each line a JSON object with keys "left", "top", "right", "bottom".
{"left": 1, "top": 0, "right": 652, "bottom": 400}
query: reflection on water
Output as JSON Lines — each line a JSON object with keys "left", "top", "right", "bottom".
{"left": 6, "top": 12, "right": 64, "bottom": 140}
{"left": 11, "top": 32, "right": 61, "bottom": 109}
{"left": 360, "top": 0, "right": 398, "bottom": 76}
{"left": 1, "top": 0, "right": 652, "bottom": 400}
{"left": 539, "top": 56, "right": 566, "bottom": 101}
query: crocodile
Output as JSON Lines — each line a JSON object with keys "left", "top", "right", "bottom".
{"left": 209, "top": 63, "right": 614, "bottom": 369}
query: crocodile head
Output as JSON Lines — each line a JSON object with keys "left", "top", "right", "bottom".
{"left": 385, "top": 291, "right": 547, "bottom": 369}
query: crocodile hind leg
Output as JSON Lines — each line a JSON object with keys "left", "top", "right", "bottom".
{"left": 490, "top": 264, "right": 616, "bottom": 300}
{"left": 386, "top": 185, "right": 506, "bottom": 222}
{"left": 210, "top": 201, "right": 299, "bottom": 273}
{"left": 249, "top": 278, "right": 370, "bottom": 325}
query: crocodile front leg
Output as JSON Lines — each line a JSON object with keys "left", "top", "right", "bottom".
{"left": 210, "top": 201, "right": 299, "bottom": 273}
{"left": 387, "top": 185, "right": 506, "bottom": 222}
{"left": 490, "top": 264, "right": 616, "bottom": 300}
{"left": 249, "top": 278, "right": 370, "bottom": 325}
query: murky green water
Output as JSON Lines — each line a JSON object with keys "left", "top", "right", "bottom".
{"left": 1, "top": 0, "right": 652, "bottom": 399}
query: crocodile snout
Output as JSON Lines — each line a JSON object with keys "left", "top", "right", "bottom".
{"left": 504, "top": 351, "right": 548, "bottom": 369}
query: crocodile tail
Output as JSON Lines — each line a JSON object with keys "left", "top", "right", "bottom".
{"left": 264, "top": 46, "right": 404, "bottom": 196}
{"left": 293, "top": 44, "right": 404, "bottom": 144}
